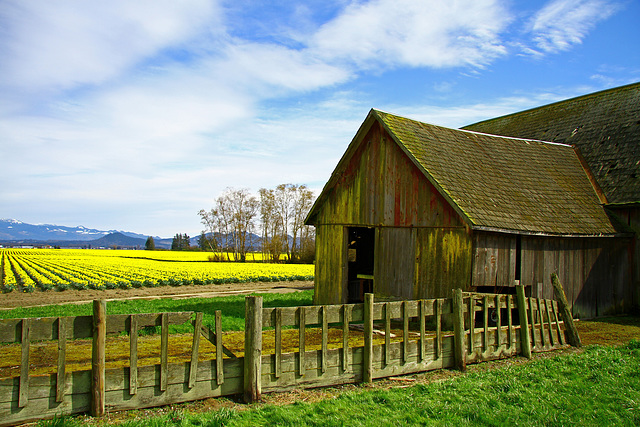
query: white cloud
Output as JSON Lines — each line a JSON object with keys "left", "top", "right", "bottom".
{"left": 528, "top": 0, "right": 619, "bottom": 53}
{"left": 0, "top": 0, "right": 221, "bottom": 92}
{"left": 310, "top": 0, "right": 510, "bottom": 69}
{"left": 218, "top": 42, "right": 349, "bottom": 93}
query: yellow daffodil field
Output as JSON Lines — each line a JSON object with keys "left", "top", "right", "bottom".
{"left": 0, "top": 249, "right": 314, "bottom": 293}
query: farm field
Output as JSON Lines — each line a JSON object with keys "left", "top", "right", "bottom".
{"left": 0, "top": 248, "right": 314, "bottom": 295}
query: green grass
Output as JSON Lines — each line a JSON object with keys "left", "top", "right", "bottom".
{"left": 0, "top": 290, "right": 314, "bottom": 332}
{"left": 38, "top": 340, "right": 640, "bottom": 427}
{"left": 224, "top": 342, "right": 640, "bottom": 426}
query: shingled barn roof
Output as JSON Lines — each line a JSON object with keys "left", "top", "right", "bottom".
{"left": 462, "top": 82, "right": 640, "bottom": 205}
{"left": 308, "top": 109, "right": 621, "bottom": 236}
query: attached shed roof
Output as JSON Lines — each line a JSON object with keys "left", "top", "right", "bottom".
{"left": 308, "top": 109, "right": 621, "bottom": 236}
{"left": 463, "top": 82, "right": 640, "bottom": 205}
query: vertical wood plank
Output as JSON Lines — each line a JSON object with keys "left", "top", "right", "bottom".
{"left": 384, "top": 302, "right": 391, "bottom": 365}
{"left": 435, "top": 299, "right": 443, "bottom": 360}
{"left": 275, "top": 308, "right": 282, "bottom": 378}
{"left": 215, "top": 310, "right": 224, "bottom": 385}
{"left": 529, "top": 297, "right": 537, "bottom": 350}
{"left": 364, "top": 293, "right": 374, "bottom": 382}
{"left": 516, "top": 285, "right": 531, "bottom": 358}
{"left": 507, "top": 295, "right": 513, "bottom": 349}
{"left": 129, "top": 314, "right": 138, "bottom": 395}
{"left": 91, "top": 300, "right": 106, "bottom": 417}
{"left": 467, "top": 295, "right": 475, "bottom": 355}
{"left": 552, "top": 300, "right": 565, "bottom": 345}
{"left": 298, "top": 307, "right": 305, "bottom": 377}
{"left": 160, "top": 312, "right": 168, "bottom": 391}
{"left": 402, "top": 301, "right": 409, "bottom": 364}
{"left": 321, "top": 306, "right": 328, "bottom": 374}
{"left": 537, "top": 298, "right": 547, "bottom": 347}
{"left": 342, "top": 305, "right": 351, "bottom": 372}
{"left": 189, "top": 312, "right": 203, "bottom": 389}
{"left": 544, "top": 299, "right": 555, "bottom": 346}
{"left": 453, "top": 288, "right": 466, "bottom": 371}
{"left": 244, "top": 296, "right": 263, "bottom": 403}
{"left": 56, "top": 317, "right": 66, "bottom": 403}
{"left": 419, "top": 300, "right": 426, "bottom": 362}
{"left": 19, "top": 318, "right": 31, "bottom": 408}
{"left": 495, "top": 295, "right": 502, "bottom": 349}
{"left": 483, "top": 295, "right": 489, "bottom": 352}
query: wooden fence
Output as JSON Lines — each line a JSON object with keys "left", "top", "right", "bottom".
{"left": 0, "top": 285, "right": 573, "bottom": 426}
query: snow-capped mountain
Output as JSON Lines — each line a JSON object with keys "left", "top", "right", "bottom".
{"left": 0, "top": 219, "right": 152, "bottom": 241}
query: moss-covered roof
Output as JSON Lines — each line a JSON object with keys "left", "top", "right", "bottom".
{"left": 463, "top": 82, "right": 640, "bottom": 205}
{"left": 374, "top": 110, "right": 618, "bottom": 235}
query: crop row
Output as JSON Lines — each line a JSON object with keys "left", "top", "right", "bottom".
{"left": 0, "top": 249, "right": 314, "bottom": 293}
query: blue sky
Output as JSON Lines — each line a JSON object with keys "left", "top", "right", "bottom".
{"left": 1, "top": 0, "right": 639, "bottom": 238}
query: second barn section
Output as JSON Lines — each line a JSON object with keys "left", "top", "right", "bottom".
{"left": 305, "top": 107, "right": 634, "bottom": 318}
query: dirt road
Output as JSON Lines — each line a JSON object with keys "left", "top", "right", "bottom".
{"left": 0, "top": 280, "right": 314, "bottom": 310}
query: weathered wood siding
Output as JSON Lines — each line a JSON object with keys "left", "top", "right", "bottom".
{"left": 472, "top": 233, "right": 517, "bottom": 288}
{"left": 313, "top": 122, "right": 465, "bottom": 228}
{"left": 314, "top": 225, "right": 347, "bottom": 305}
{"left": 606, "top": 206, "right": 640, "bottom": 310}
{"left": 471, "top": 232, "right": 632, "bottom": 317}
{"left": 520, "top": 236, "right": 632, "bottom": 318}
{"left": 313, "top": 122, "right": 471, "bottom": 304}
{"left": 415, "top": 228, "right": 473, "bottom": 299}
{"left": 374, "top": 228, "right": 416, "bottom": 300}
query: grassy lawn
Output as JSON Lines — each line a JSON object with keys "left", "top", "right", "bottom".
{"left": 35, "top": 340, "right": 640, "bottom": 426}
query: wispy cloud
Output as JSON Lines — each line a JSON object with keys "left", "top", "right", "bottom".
{"left": 310, "top": 0, "right": 511, "bottom": 69}
{"left": 527, "top": 0, "right": 619, "bottom": 53}
{"left": 0, "top": 0, "right": 221, "bottom": 93}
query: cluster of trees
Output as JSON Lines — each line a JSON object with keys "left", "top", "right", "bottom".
{"left": 171, "top": 233, "right": 191, "bottom": 251}
{"left": 198, "top": 184, "right": 315, "bottom": 263}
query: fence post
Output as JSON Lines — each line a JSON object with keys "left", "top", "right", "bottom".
{"left": 551, "top": 273, "right": 582, "bottom": 347}
{"left": 91, "top": 300, "right": 106, "bottom": 417}
{"left": 452, "top": 288, "right": 466, "bottom": 371}
{"left": 515, "top": 284, "right": 532, "bottom": 358}
{"left": 363, "top": 293, "right": 374, "bottom": 383}
{"left": 244, "top": 295, "right": 263, "bottom": 403}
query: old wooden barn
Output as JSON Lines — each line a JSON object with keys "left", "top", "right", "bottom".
{"left": 305, "top": 108, "right": 634, "bottom": 317}
{"left": 464, "top": 82, "right": 640, "bottom": 315}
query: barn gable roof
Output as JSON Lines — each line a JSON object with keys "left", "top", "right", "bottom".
{"left": 462, "top": 82, "right": 640, "bottom": 205}
{"left": 307, "top": 109, "right": 621, "bottom": 236}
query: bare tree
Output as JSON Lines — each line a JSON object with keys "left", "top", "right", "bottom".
{"left": 290, "top": 185, "right": 314, "bottom": 262}
{"left": 229, "top": 188, "right": 259, "bottom": 262}
{"left": 274, "top": 184, "right": 296, "bottom": 261}
{"left": 201, "top": 185, "right": 315, "bottom": 263}
{"left": 197, "top": 208, "right": 219, "bottom": 252}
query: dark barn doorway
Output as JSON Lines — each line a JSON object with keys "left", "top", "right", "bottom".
{"left": 347, "top": 227, "right": 375, "bottom": 303}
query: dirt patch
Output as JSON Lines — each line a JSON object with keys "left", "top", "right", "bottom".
{"left": 574, "top": 316, "right": 640, "bottom": 346}
{"left": 0, "top": 280, "right": 314, "bottom": 310}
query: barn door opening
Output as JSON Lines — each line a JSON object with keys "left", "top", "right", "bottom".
{"left": 346, "top": 227, "right": 375, "bottom": 303}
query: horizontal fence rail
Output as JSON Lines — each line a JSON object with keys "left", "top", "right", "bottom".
{"left": 0, "top": 283, "right": 576, "bottom": 426}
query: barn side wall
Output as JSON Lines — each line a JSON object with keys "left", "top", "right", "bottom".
{"left": 605, "top": 206, "right": 640, "bottom": 313}
{"left": 313, "top": 122, "right": 472, "bottom": 305}
{"left": 521, "top": 236, "right": 632, "bottom": 318}
{"left": 472, "top": 231, "right": 633, "bottom": 317}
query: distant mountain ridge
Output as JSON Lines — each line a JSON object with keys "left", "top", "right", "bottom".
{"left": 0, "top": 219, "right": 168, "bottom": 248}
